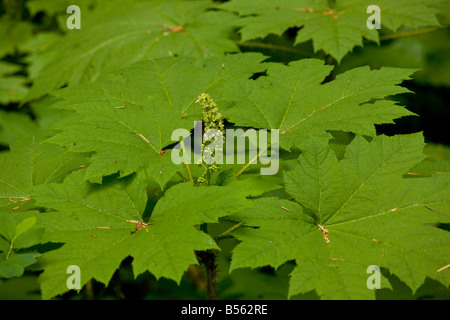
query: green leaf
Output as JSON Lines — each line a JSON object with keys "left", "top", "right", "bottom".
{"left": 222, "top": 0, "right": 440, "bottom": 62}
{"left": 284, "top": 137, "right": 342, "bottom": 218}
{"left": 15, "top": 217, "right": 37, "bottom": 237}
{"left": 230, "top": 133, "right": 450, "bottom": 299}
{"left": 27, "top": 0, "right": 137, "bottom": 30}
{"left": 0, "top": 18, "right": 33, "bottom": 59}
{"left": 0, "top": 109, "right": 38, "bottom": 146}
{"left": 48, "top": 53, "right": 266, "bottom": 188}
{"left": 0, "top": 237, "right": 9, "bottom": 253}
{"left": 221, "top": 264, "right": 300, "bottom": 300}
{"left": 19, "top": 32, "right": 62, "bottom": 80}
{"left": 151, "top": 182, "right": 250, "bottom": 225}
{"left": 0, "top": 140, "right": 34, "bottom": 210}
{"left": 217, "top": 170, "right": 283, "bottom": 197}
{"left": 14, "top": 217, "right": 45, "bottom": 250}
{"left": 337, "top": 27, "right": 450, "bottom": 88}
{"left": 26, "top": 0, "right": 240, "bottom": 101}
{"left": 32, "top": 170, "right": 250, "bottom": 299}
{"left": 0, "top": 135, "right": 89, "bottom": 211}
{"left": 0, "top": 61, "right": 29, "bottom": 104}
{"left": 0, "top": 213, "right": 43, "bottom": 279}
{"left": 0, "top": 252, "right": 40, "bottom": 279}
{"left": 27, "top": 0, "right": 84, "bottom": 17}
{"left": 409, "top": 143, "right": 450, "bottom": 176}
{"left": 0, "top": 212, "right": 16, "bottom": 241}
{"left": 221, "top": 59, "right": 416, "bottom": 150}
{"left": 0, "top": 212, "right": 45, "bottom": 250}
{"left": 286, "top": 133, "right": 427, "bottom": 224}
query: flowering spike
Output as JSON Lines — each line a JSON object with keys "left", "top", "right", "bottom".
{"left": 196, "top": 93, "right": 224, "bottom": 185}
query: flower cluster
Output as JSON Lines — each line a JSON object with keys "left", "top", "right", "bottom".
{"left": 197, "top": 93, "right": 224, "bottom": 132}
{"left": 196, "top": 93, "right": 224, "bottom": 185}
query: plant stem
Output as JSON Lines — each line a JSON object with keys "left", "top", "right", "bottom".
{"left": 196, "top": 249, "right": 219, "bottom": 300}
{"left": 207, "top": 168, "right": 211, "bottom": 185}
{"left": 188, "top": 265, "right": 207, "bottom": 292}
{"left": 235, "top": 144, "right": 270, "bottom": 178}
{"left": 84, "top": 279, "right": 95, "bottom": 300}
{"left": 206, "top": 257, "right": 217, "bottom": 300}
{"left": 176, "top": 171, "right": 188, "bottom": 182}
{"left": 180, "top": 140, "right": 194, "bottom": 185}
{"left": 215, "top": 222, "right": 243, "bottom": 241}
{"left": 380, "top": 27, "right": 442, "bottom": 41}
{"left": 204, "top": 250, "right": 218, "bottom": 300}
{"left": 195, "top": 224, "right": 219, "bottom": 300}
{"left": 6, "top": 241, "right": 13, "bottom": 260}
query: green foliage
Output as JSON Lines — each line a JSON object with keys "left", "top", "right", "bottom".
{"left": 0, "top": 17, "right": 33, "bottom": 58}
{"left": 25, "top": 0, "right": 240, "bottom": 101}
{"left": 229, "top": 134, "right": 450, "bottom": 299}
{"left": 0, "top": 61, "right": 28, "bottom": 104}
{"left": 221, "top": 59, "right": 416, "bottom": 149}
{"left": 0, "top": 213, "right": 44, "bottom": 279}
{"left": 32, "top": 170, "right": 249, "bottom": 298}
{"left": 47, "top": 53, "right": 266, "bottom": 187}
{"left": 336, "top": 2, "right": 450, "bottom": 87}
{"left": 0, "top": 135, "right": 88, "bottom": 211}
{"left": 222, "top": 0, "right": 441, "bottom": 62}
{"left": 0, "top": 0, "right": 449, "bottom": 301}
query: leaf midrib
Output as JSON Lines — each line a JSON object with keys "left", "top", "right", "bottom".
{"left": 324, "top": 141, "right": 406, "bottom": 225}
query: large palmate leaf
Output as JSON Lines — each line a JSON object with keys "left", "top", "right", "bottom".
{"left": 32, "top": 170, "right": 250, "bottom": 299}
{"left": 222, "top": 0, "right": 441, "bottom": 62}
{"left": 221, "top": 59, "right": 415, "bottom": 150}
{"left": 0, "top": 135, "right": 88, "bottom": 211}
{"left": 25, "top": 0, "right": 240, "bottom": 101}
{"left": 48, "top": 53, "right": 266, "bottom": 187}
{"left": 229, "top": 133, "right": 450, "bottom": 299}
